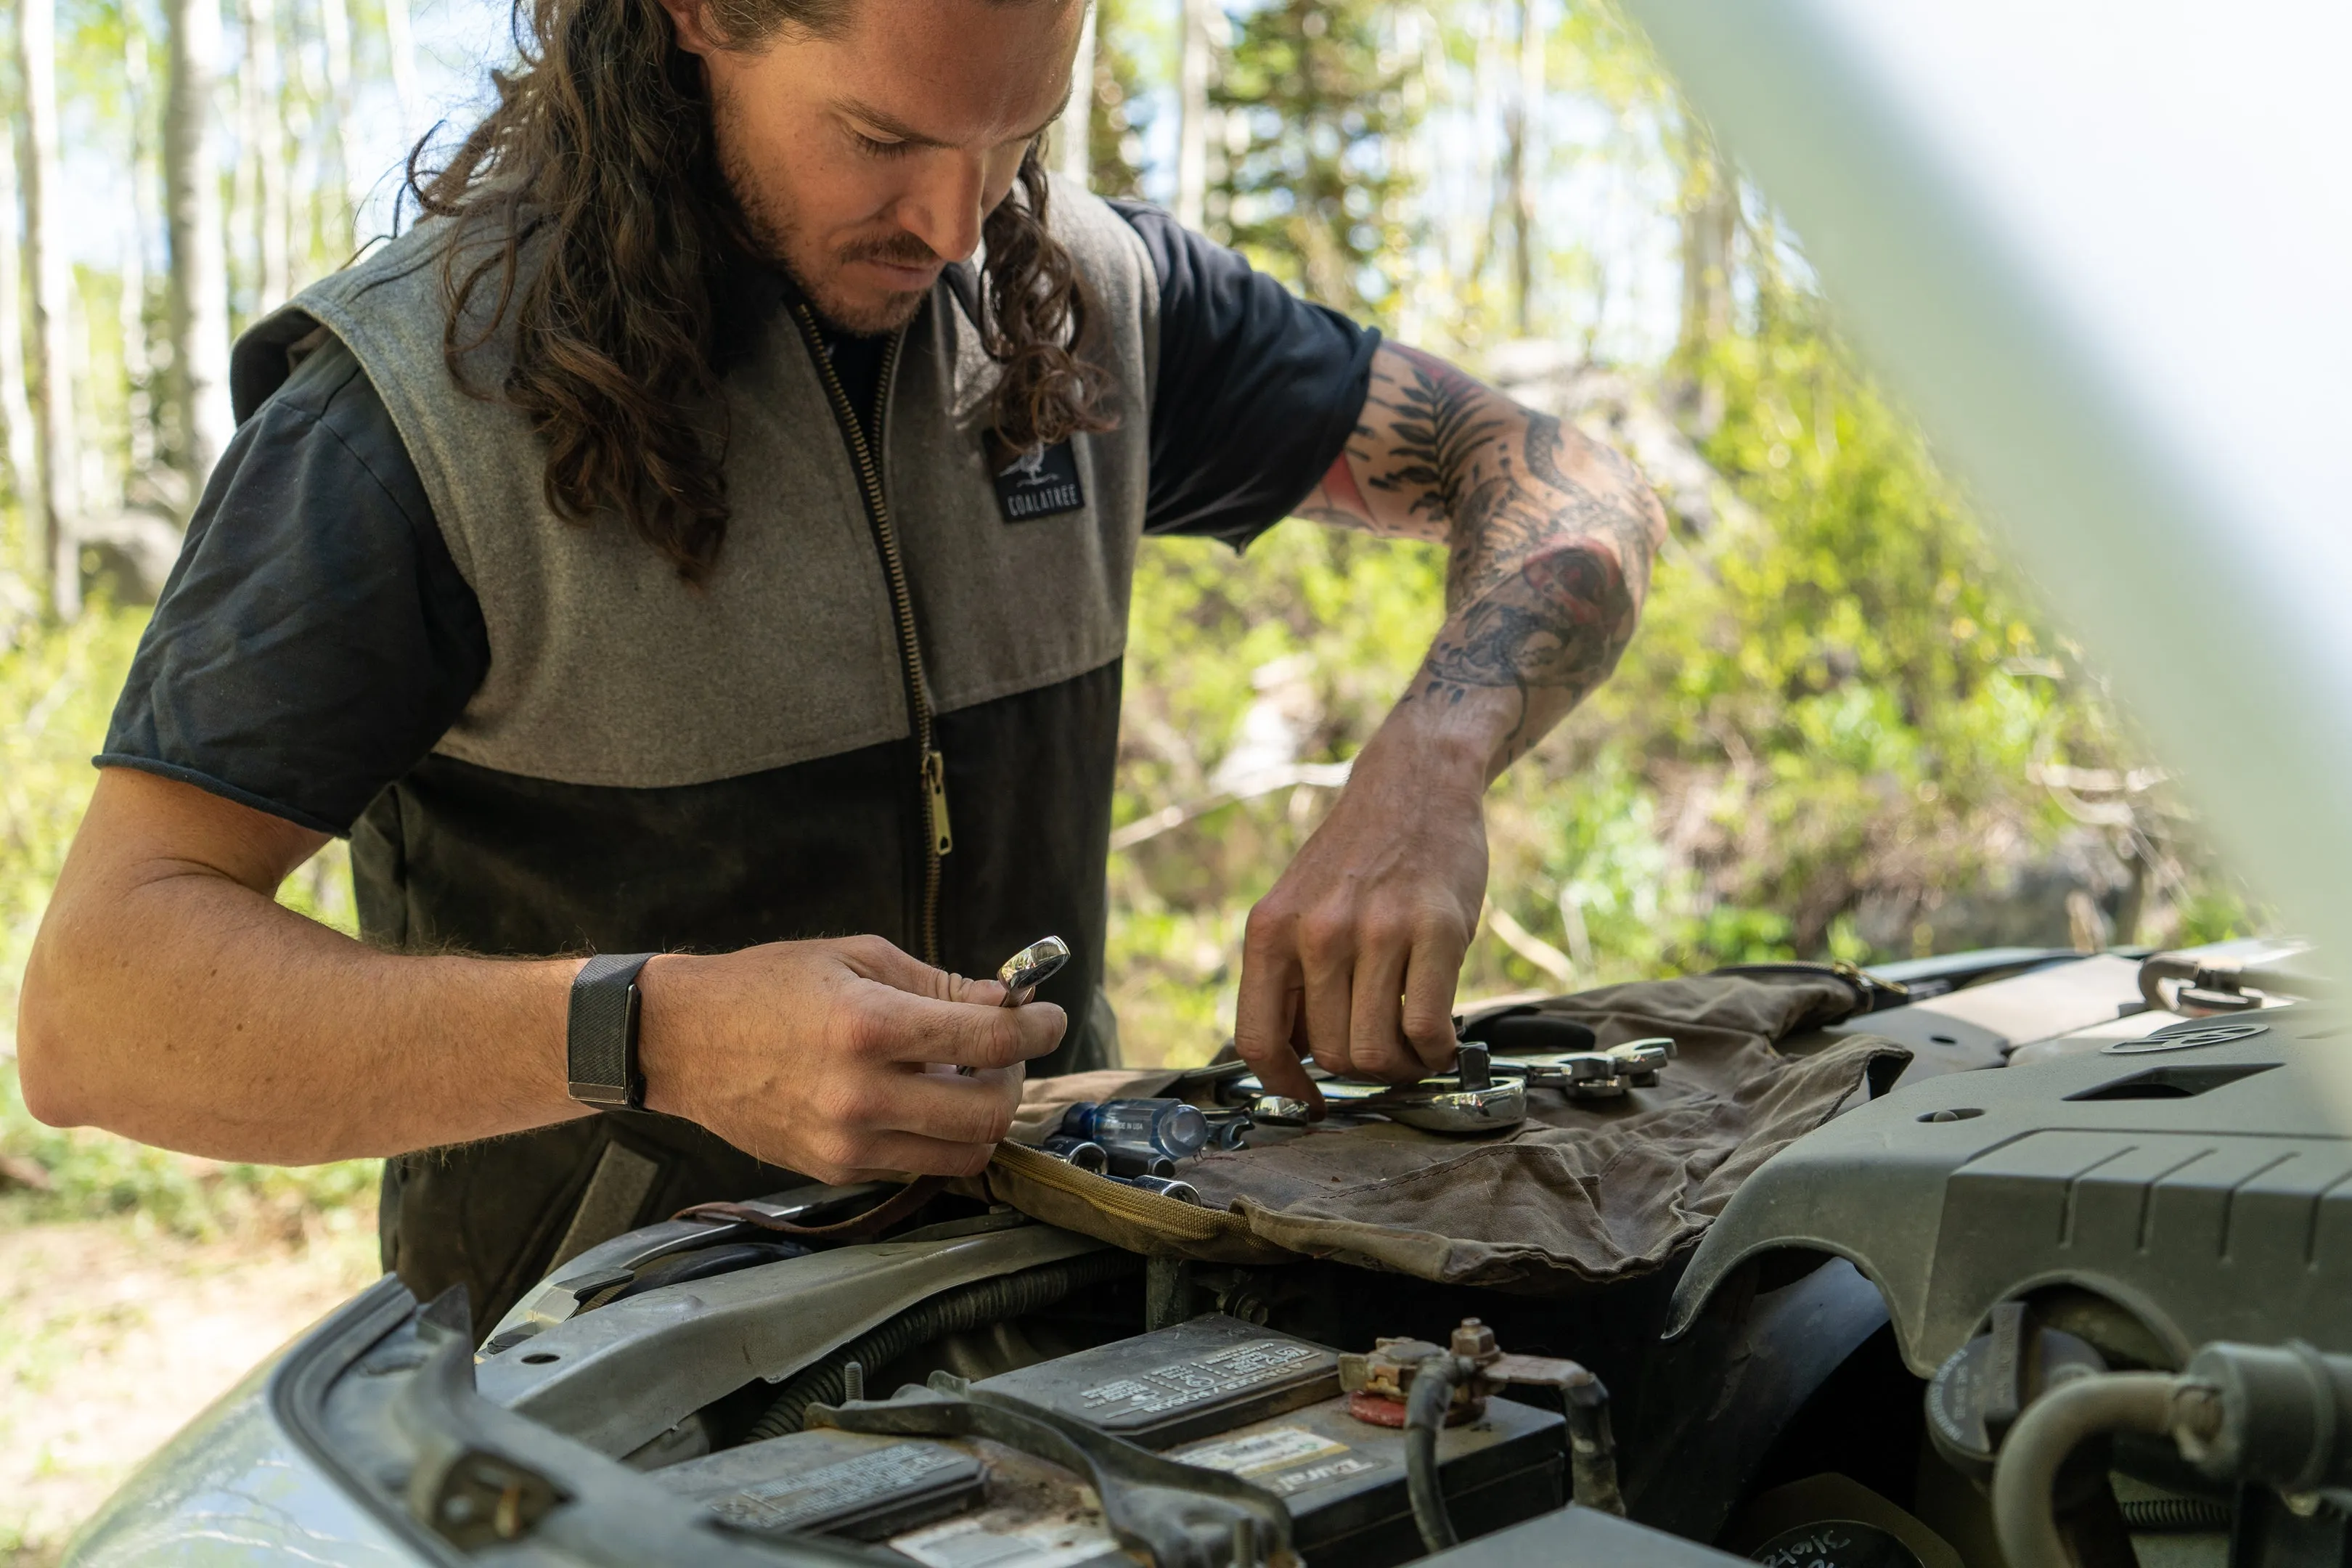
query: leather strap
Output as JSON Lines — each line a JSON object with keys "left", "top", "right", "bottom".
{"left": 675, "top": 1175, "right": 947, "bottom": 1239}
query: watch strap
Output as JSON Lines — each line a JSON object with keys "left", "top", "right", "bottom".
{"left": 568, "top": 952, "right": 657, "bottom": 1108}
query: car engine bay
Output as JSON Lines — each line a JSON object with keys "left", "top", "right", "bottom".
{"left": 73, "top": 938, "right": 2352, "bottom": 1568}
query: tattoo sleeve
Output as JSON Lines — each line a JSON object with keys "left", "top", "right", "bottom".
{"left": 1296, "top": 342, "right": 1670, "bottom": 768}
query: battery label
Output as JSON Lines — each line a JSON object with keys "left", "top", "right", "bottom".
{"left": 1257, "top": 1455, "right": 1387, "bottom": 1496}
{"left": 1074, "top": 1341, "right": 1325, "bottom": 1418}
{"left": 1171, "top": 1426, "right": 1351, "bottom": 1477}
{"left": 891, "top": 1511, "right": 1119, "bottom": 1568}
{"left": 710, "top": 1443, "right": 968, "bottom": 1531}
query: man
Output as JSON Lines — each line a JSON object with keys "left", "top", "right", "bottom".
{"left": 16, "top": 0, "right": 1665, "bottom": 1323}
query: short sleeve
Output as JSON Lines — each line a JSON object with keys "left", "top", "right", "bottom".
{"left": 1111, "top": 202, "right": 1379, "bottom": 550}
{"left": 99, "top": 337, "right": 490, "bottom": 835}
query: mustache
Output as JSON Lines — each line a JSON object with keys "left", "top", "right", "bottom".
{"left": 838, "top": 233, "right": 944, "bottom": 274}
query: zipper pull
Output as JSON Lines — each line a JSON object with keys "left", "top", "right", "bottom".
{"left": 923, "top": 748, "right": 954, "bottom": 856}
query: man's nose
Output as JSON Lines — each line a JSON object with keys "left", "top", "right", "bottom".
{"left": 894, "top": 155, "right": 989, "bottom": 266}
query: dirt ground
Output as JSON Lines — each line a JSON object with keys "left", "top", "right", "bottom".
{"left": 0, "top": 1209, "right": 383, "bottom": 1565}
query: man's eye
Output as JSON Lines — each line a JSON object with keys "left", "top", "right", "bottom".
{"left": 854, "top": 132, "right": 912, "bottom": 158}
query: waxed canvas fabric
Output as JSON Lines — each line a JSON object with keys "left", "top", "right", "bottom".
{"left": 988, "top": 971, "right": 1909, "bottom": 1293}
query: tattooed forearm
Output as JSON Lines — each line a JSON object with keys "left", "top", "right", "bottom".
{"left": 1298, "top": 340, "right": 1667, "bottom": 771}
{"left": 1415, "top": 544, "right": 1638, "bottom": 762}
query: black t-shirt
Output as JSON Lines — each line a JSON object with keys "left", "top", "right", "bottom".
{"left": 103, "top": 204, "right": 1376, "bottom": 838}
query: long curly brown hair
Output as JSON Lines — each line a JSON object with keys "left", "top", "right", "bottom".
{"left": 409, "top": 0, "right": 1114, "bottom": 581}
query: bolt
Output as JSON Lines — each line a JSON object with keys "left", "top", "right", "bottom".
{"left": 1451, "top": 1318, "right": 1498, "bottom": 1360}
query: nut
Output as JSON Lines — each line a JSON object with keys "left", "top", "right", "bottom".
{"left": 1450, "top": 1318, "right": 1498, "bottom": 1361}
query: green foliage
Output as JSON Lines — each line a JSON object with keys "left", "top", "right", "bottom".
{"left": 0, "top": 593, "right": 374, "bottom": 1235}
{"left": 1604, "top": 301, "right": 2091, "bottom": 950}
{"left": 0, "top": 602, "right": 146, "bottom": 1016}
{"left": 1101, "top": 295, "right": 2236, "bottom": 1065}
{"left": 1212, "top": 0, "right": 1420, "bottom": 320}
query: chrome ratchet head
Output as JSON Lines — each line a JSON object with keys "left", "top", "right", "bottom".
{"left": 996, "top": 936, "right": 1071, "bottom": 1008}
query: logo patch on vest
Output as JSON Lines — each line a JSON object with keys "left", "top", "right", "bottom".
{"left": 992, "top": 440, "right": 1087, "bottom": 523}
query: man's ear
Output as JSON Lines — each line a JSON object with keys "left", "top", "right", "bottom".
{"left": 654, "top": 0, "right": 726, "bottom": 57}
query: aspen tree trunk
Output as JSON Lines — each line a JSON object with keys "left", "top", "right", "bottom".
{"left": 318, "top": 0, "right": 353, "bottom": 249}
{"left": 1674, "top": 153, "right": 1735, "bottom": 433}
{"left": 1512, "top": 0, "right": 1542, "bottom": 336}
{"left": 17, "top": 0, "right": 80, "bottom": 617}
{"left": 239, "top": 0, "right": 290, "bottom": 309}
{"left": 1175, "top": 0, "right": 1212, "bottom": 229}
{"left": 384, "top": 0, "right": 421, "bottom": 151}
{"left": 284, "top": 0, "right": 320, "bottom": 274}
{"left": 1057, "top": 0, "right": 1095, "bottom": 191}
{"left": 165, "top": 0, "right": 235, "bottom": 490}
{"left": 123, "top": 28, "right": 160, "bottom": 484}
{"left": 0, "top": 110, "right": 36, "bottom": 535}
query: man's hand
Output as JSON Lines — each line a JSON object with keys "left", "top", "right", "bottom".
{"left": 1235, "top": 727, "right": 1486, "bottom": 1101}
{"left": 1233, "top": 342, "right": 1668, "bottom": 1099}
{"left": 17, "top": 770, "right": 1062, "bottom": 1173}
{"left": 640, "top": 936, "right": 1063, "bottom": 1183}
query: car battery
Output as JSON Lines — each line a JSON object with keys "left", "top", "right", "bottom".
{"left": 653, "top": 1315, "right": 1564, "bottom": 1568}
{"left": 976, "top": 1315, "right": 1565, "bottom": 1566}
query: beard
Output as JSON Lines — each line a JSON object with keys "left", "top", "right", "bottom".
{"left": 712, "top": 91, "right": 937, "bottom": 335}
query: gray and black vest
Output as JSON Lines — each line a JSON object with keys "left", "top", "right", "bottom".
{"left": 231, "top": 181, "right": 1159, "bottom": 1323}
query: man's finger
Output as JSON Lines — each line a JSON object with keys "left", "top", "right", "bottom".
{"left": 1347, "top": 934, "right": 1421, "bottom": 1082}
{"left": 1301, "top": 938, "right": 1355, "bottom": 1078}
{"left": 831, "top": 934, "right": 947, "bottom": 995}
{"left": 861, "top": 987, "right": 1065, "bottom": 1069}
{"left": 1234, "top": 931, "right": 1319, "bottom": 1104}
{"left": 946, "top": 972, "right": 1014, "bottom": 1008}
{"left": 874, "top": 1067, "right": 1025, "bottom": 1146}
{"left": 1400, "top": 920, "right": 1469, "bottom": 1072}
{"left": 843, "top": 1130, "right": 1004, "bottom": 1181}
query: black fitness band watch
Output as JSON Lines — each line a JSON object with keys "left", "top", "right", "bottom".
{"left": 568, "top": 952, "right": 658, "bottom": 1109}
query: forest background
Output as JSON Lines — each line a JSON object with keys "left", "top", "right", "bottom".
{"left": 0, "top": 0, "right": 2255, "bottom": 1553}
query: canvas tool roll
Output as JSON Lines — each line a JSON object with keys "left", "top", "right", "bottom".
{"left": 979, "top": 968, "right": 1911, "bottom": 1293}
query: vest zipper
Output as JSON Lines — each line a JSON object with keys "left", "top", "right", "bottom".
{"left": 789, "top": 304, "right": 952, "bottom": 967}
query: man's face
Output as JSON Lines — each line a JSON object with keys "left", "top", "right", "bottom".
{"left": 669, "top": 0, "right": 1083, "bottom": 333}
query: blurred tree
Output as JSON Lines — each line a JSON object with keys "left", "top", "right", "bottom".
{"left": 317, "top": 0, "right": 355, "bottom": 251}
{"left": 121, "top": 24, "right": 160, "bottom": 488}
{"left": 1175, "top": 0, "right": 1216, "bottom": 228}
{"left": 1507, "top": 0, "right": 1540, "bottom": 334}
{"left": 1085, "top": 0, "right": 1153, "bottom": 199}
{"left": 384, "top": 0, "right": 421, "bottom": 150}
{"left": 237, "top": 0, "right": 294, "bottom": 313}
{"left": 0, "top": 66, "right": 36, "bottom": 539}
{"left": 1055, "top": 0, "right": 1097, "bottom": 187}
{"left": 17, "top": 0, "right": 79, "bottom": 617}
{"left": 1213, "top": 0, "right": 1418, "bottom": 320}
{"left": 165, "top": 0, "right": 234, "bottom": 487}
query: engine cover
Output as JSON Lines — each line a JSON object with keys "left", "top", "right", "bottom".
{"left": 1667, "top": 1005, "right": 2352, "bottom": 1373}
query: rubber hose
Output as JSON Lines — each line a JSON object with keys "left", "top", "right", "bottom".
{"left": 1991, "top": 1373, "right": 2181, "bottom": 1568}
{"left": 1405, "top": 1355, "right": 1471, "bottom": 1555}
{"left": 747, "top": 1251, "right": 1139, "bottom": 1442}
